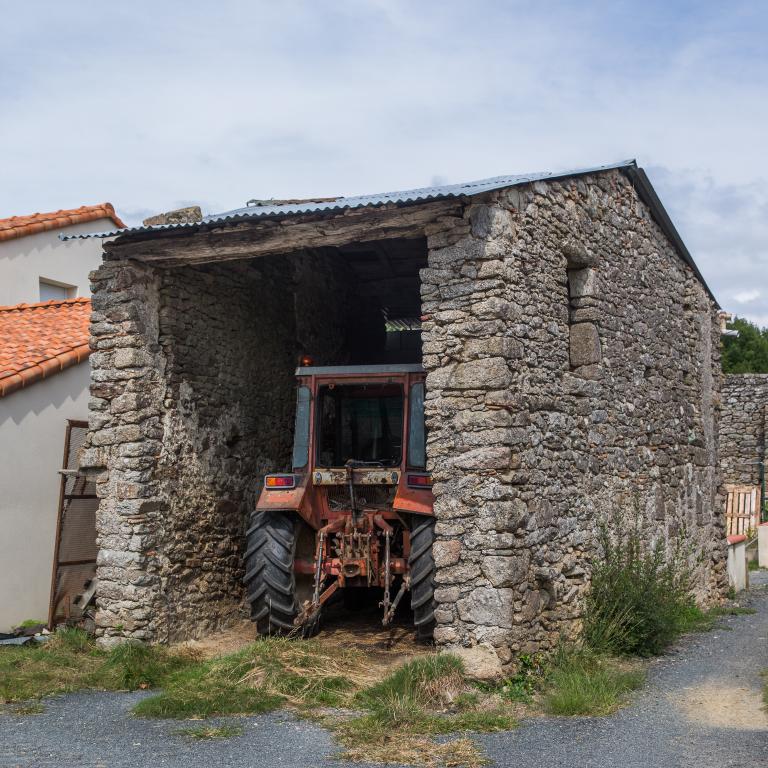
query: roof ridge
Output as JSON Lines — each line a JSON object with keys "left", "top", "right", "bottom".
{"left": 0, "top": 297, "right": 91, "bottom": 312}
{"left": 0, "top": 203, "right": 125, "bottom": 242}
{"left": 0, "top": 202, "right": 120, "bottom": 223}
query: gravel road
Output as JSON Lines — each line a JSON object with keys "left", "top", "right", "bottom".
{"left": 481, "top": 570, "right": 768, "bottom": 768}
{"left": 2, "top": 574, "right": 766, "bottom": 768}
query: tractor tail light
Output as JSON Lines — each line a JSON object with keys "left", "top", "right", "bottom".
{"left": 265, "top": 474, "right": 296, "bottom": 489}
{"left": 407, "top": 473, "right": 432, "bottom": 489}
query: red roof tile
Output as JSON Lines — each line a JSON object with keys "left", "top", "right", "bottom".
{"left": 0, "top": 204, "right": 125, "bottom": 243}
{"left": 0, "top": 298, "right": 91, "bottom": 397}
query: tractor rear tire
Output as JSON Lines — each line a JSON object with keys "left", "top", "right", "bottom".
{"left": 409, "top": 515, "right": 436, "bottom": 641}
{"left": 243, "top": 509, "right": 317, "bottom": 637}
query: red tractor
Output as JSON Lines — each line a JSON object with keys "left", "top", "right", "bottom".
{"left": 243, "top": 364, "right": 436, "bottom": 639}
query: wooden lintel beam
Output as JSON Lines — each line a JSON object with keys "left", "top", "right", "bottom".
{"left": 107, "top": 200, "right": 461, "bottom": 268}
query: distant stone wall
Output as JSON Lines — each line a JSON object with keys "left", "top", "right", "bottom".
{"left": 720, "top": 374, "right": 768, "bottom": 487}
{"left": 421, "top": 169, "right": 727, "bottom": 664}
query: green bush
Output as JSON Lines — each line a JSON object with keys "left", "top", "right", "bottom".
{"left": 583, "top": 510, "right": 700, "bottom": 656}
{"left": 722, "top": 317, "right": 768, "bottom": 373}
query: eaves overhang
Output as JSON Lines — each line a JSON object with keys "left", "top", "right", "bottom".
{"left": 61, "top": 160, "right": 638, "bottom": 242}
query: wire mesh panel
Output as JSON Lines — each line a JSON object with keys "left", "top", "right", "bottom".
{"left": 48, "top": 420, "right": 99, "bottom": 627}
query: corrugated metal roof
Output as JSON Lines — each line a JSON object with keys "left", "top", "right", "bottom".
{"left": 61, "top": 159, "right": 637, "bottom": 241}
{"left": 57, "top": 158, "right": 718, "bottom": 305}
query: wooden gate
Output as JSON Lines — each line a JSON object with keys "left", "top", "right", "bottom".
{"left": 724, "top": 484, "right": 761, "bottom": 537}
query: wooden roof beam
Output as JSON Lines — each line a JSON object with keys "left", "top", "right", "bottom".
{"left": 105, "top": 200, "right": 462, "bottom": 268}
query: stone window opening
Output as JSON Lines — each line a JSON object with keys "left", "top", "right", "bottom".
{"left": 563, "top": 241, "right": 601, "bottom": 374}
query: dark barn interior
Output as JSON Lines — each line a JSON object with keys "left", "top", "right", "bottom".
{"left": 331, "top": 237, "right": 426, "bottom": 364}
{"left": 144, "top": 235, "right": 428, "bottom": 638}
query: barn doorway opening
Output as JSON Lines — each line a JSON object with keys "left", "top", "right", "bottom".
{"left": 296, "top": 237, "right": 426, "bottom": 366}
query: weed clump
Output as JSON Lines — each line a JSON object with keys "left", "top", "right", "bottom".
{"left": 583, "top": 510, "right": 702, "bottom": 656}
{"left": 175, "top": 724, "right": 244, "bottom": 740}
{"left": 335, "top": 654, "right": 516, "bottom": 767}
{"left": 543, "top": 647, "right": 645, "bottom": 716}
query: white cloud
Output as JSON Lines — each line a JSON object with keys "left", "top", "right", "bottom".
{"left": 1, "top": 1, "right": 766, "bottom": 326}
{"left": 733, "top": 290, "right": 761, "bottom": 304}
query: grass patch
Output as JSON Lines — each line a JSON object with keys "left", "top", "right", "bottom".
{"left": 1, "top": 631, "right": 513, "bottom": 766}
{"left": 332, "top": 654, "right": 516, "bottom": 766}
{"left": 5, "top": 701, "right": 45, "bottom": 715}
{"left": 103, "top": 640, "right": 196, "bottom": 690}
{"left": 134, "top": 644, "right": 515, "bottom": 765}
{"left": 0, "top": 628, "right": 98, "bottom": 702}
{"left": 132, "top": 669, "right": 281, "bottom": 719}
{"left": 175, "top": 724, "right": 244, "bottom": 740}
{"left": 133, "top": 636, "right": 374, "bottom": 719}
{"left": 335, "top": 717, "right": 489, "bottom": 768}
{"left": 673, "top": 604, "right": 757, "bottom": 634}
{"left": 133, "top": 642, "right": 516, "bottom": 766}
{"left": 763, "top": 670, "right": 768, "bottom": 711}
{"left": 0, "top": 628, "right": 199, "bottom": 703}
{"left": 356, "top": 653, "right": 465, "bottom": 714}
{"left": 543, "top": 647, "right": 645, "bottom": 716}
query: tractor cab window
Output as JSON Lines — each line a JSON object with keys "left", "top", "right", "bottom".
{"left": 317, "top": 384, "right": 403, "bottom": 467}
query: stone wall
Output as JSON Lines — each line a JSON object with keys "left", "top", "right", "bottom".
{"left": 720, "top": 374, "right": 768, "bottom": 487}
{"left": 421, "top": 169, "right": 727, "bottom": 663}
{"left": 150, "top": 260, "right": 297, "bottom": 641}
{"left": 83, "top": 251, "right": 360, "bottom": 643}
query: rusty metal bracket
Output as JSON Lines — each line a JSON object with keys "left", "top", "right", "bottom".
{"left": 380, "top": 530, "right": 392, "bottom": 619}
{"left": 382, "top": 574, "right": 409, "bottom": 627}
{"left": 298, "top": 580, "right": 339, "bottom": 629}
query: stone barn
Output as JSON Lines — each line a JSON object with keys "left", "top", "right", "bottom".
{"left": 76, "top": 159, "right": 727, "bottom": 661}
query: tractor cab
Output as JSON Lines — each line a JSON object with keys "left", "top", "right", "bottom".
{"left": 245, "top": 365, "right": 436, "bottom": 639}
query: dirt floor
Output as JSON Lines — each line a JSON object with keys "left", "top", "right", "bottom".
{"left": 177, "top": 599, "right": 431, "bottom": 668}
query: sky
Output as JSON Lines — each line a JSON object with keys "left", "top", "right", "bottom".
{"left": 2, "top": 1, "right": 766, "bottom": 325}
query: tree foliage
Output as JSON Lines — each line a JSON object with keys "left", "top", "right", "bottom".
{"left": 722, "top": 317, "right": 768, "bottom": 374}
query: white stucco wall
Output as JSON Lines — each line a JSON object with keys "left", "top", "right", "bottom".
{"left": 0, "top": 362, "right": 90, "bottom": 631}
{"left": 759, "top": 524, "right": 768, "bottom": 568}
{"left": 0, "top": 219, "right": 111, "bottom": 305}
{"left": 727, "top": 539, "right": 748, "bottom": 593}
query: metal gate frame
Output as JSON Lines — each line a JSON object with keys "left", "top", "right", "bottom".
{"left": 47, "top": 419, "right": 99, "bottom": 629}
